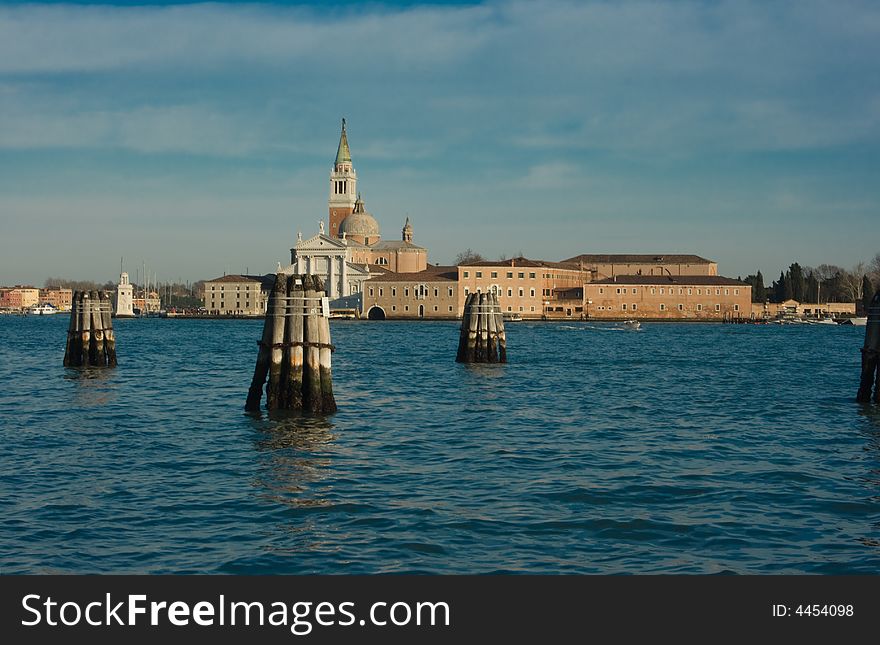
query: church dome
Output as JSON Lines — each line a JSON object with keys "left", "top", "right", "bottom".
{"left": 340, "top": 195, "right": 380, "bottom": 238}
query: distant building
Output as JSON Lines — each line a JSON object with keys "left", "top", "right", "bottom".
{"left": 203, "top": 275, "right": 269, "bottom": 315}
{"left": 0, "top": 286, "right": 40, "bottom": 310}
{"left": 364, "top": 266, "right": 459, "bottom": 319}
{"left": 752, "top": 299, "right": 856, "bottom": 319}
{"left": 581, "top": 276, "right": 751, "bottom": 320}
{"left": 39, "top": 287, "right": 73, "bottom": 311}
{"left": 458, "top": 258, "right": 587, "bottom": 318}
{"left": 115, "top": 273, "right": 135, "bottom": 317}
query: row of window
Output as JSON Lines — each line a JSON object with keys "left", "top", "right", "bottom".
{"left": 389, "top": 305, "right": 456, "bottom": 313}
{"left": 210, "top": 285, "right": 258, "bottom": 291}
{"left": 462, "top": 271, "right": 537, "bottom": 279}
{"left": 332, "top": 180, "right": 350, "bottom": 195}
{"left": 368, "top": 286, "right": 456, "bottom": 298}
{"left": 599, "top": 287, "right": 740, "bottom": 296}
{"left": 463, "top": 286, "right": 536, "bottom": 298}
{"left": 595, "top": 303, "right": 741, "bottom": 312}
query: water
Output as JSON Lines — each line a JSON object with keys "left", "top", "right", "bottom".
{"left": 1, "top": 316, "right": 879, "bottom": 574}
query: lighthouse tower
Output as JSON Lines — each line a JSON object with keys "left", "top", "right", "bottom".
{"left": 115, "top": 272, "right": 134, "bottom": 318}
{"left": 328, "top": 118, "right": 358, "bottom": 238}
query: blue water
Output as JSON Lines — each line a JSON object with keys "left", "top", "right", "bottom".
{"left": 1, "top": 316, "right": 879, "bottom": 574}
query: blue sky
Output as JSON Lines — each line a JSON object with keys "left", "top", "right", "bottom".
{"left": 1, "top": 0, "right": 878, "bottom": 284}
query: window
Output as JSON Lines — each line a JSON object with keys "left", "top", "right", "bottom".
{"left": 697, "top": 289, "right": 701, "bottom": 295}
{"left": 434, "top": 306, "right": 438, "bottom": 311}
{"left": 632, "top": 304, "right": 637, "bottom": 311}
{"left": 405, "top": 305, "right": 409, "bottom": 311}
{"left": 449, "top": 306, "right": 453, "bottom": 312}
{"left": 392, "top": 287, "right": 397, "bottom": 297}
{"left": 448, "top": 288, "right": 454, "bottom": 297}
{"left": 716, "top": 289, "right": 720, "bottom": 295}
{"left": 622, "top": 303, "right": 628, "bottom": 310}
{"left": 734, "top": 304, "right": 740, "bottom": 311}
{"left": 660, "top": 288, "right": 664, "bottom": 295}
{"left": 379, "top": 288, "right": 383, "bottom": 297}
{"left": 715, "top": 304, "right": 721, "bottom": 311}
{"left": 697, "top": 304, "right": 702, "bottom": 311}
{"left": 392, "top": 305, "right": 396, "bottom": 311}
{"left": 530, "top": 306, "right": 535, "bottom": 311}
{"left": 518, "top": 272, "right": 525, "bottom": 279}
{"left": 463, "top": 271, "right": 469, "bottom": 278}
{"left": 464, "top": 287, "right": 469, "bottom": 296}
{"left": 530, "top": 288, "right": 535, "bottom": 297}
{"left": 491, "top": 272, "right": 498, "bottom": 278}
{"left": 617, "top": 288, "right": 621, "bottom": 294}
{"left": 519, "top": 306, "right": 524, "bottom": 312}
{"left": 529, "top": 272, "right": 536, "bottom": 279}
{"left": 678, "top": 304, "right": 683, "bottom": 311}
{"left": 507, "top": 306, "right": 512, "bottom": 312}
{"left": 651, "top": 288, "right": 655, "bottom": 294}
{"left": 734, "top": 289, "right": 739, "bottom": 295}
{"left": 599, "top": 288, "right": 604, "bottom": 294}
{"left": 633, "top": 288, "right": 638, "bottom": 294}
{"left": 404, "top": 287, "right": 409, "bottom": 297}
{"left": 687, "top": 288, "right": 692, "bottom": 295}
{"left": 476, "top": 272, "right": 482, "bottom": 278}
{"left": 507, "top": 272, "right": 513, "bottom": 278}
{"left": 518, "top": 288, "right": 524, "bottom": 297}
{"left": 725, "top": 289, "right": 729, "bottom": 296}
{"left": 369, "top": 287, "right": 374, "bottom": 297}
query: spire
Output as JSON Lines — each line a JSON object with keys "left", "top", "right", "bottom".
{"left": 353, "top": 192, "right": 365, "bottom": 213}
{"left": 335, "top": 117, "right": 351, "bottom": 166}
{"left": 402, "top": 216, "right": 413, "bottom": 242}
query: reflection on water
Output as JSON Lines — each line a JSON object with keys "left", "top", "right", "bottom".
{"left": 249, "top": 412, "right": 337, "bottom": 510}
{"left": 63, "top": 366, "right": 117, "bottom": 407}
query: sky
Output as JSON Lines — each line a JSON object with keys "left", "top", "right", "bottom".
{"left": 1, "top": 0, "right": 878, "bottom": 285}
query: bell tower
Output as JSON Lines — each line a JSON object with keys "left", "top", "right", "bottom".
{"left": 328, "top": 118, "right": 357, "bottom": 238}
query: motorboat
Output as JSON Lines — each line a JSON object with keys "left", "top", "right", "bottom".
{"left": 622, "top": 319, "right": 641, "bottom": 330}
{"left": 29, "top": 303, "right": 59, "bottom": 315}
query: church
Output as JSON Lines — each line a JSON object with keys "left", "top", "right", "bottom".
{"left": 283, "top": 120, "right": 428, "bottom": 310}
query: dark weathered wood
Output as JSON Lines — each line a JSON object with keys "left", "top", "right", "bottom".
{"left": 456, "top": 293, "right": 474, "bottom": 362}
{"left": 89, "top": 290, "right": 106, "bottom": 366}
{"left": 315, "top": 276, "right": 337, "bottom": 413}
{"left": 79, "top": 291, "right": 92, "bottom": 367}
{"left": 857, "top": 289, "right": 880, "bottom": 403}
{"left": 245, "top": 279, "right": 278, "bottom": 412}
{"left": 486, "top": 293, "right": 498, "bottom": 363}
{"left": 265, "top": 274, "right": 287, "bottom": 411}
{"left": 100, "top": 291, "right": 117, "bottom": 367}
{"left": 495, "top": 293, "right": 507, "bottom": 363}
{"left": 63, "top": 291, "right": 81, "bottom": 366}
{"left": 302, "top": 275, "right": 323, "bottom": 413}
{"left": 286, "top": 275, "right": 305, "bottom": 410}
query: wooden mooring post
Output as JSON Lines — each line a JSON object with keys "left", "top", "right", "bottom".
{"left": 456, "top": 292, "right": 507, "bottom": 363}
{"left": 63, "top": 290, "right": 117, "bottom": 367}
{"left": 856, "top": 289, "right": 880, "bottom": 403}
{"left": 245, "top": 273, "right": 337, "bottom": 413}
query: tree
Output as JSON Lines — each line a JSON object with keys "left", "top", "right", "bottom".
{"left": 772, "top": 271, "right": 786, "bottom": 303}
{"left": 869, "top": 253, "right": 880, "bottom": 285}
{"left": 743, "top": 272, "right": 767, "bottom": 302}
{"left": 455, "top": 249, "right": 485, "bottom": 265}
{"left": 862, "top": 274, "right": 876, "bottom": 313}
{"left": 788, "top": 263, "right": 806, "bottom": 302}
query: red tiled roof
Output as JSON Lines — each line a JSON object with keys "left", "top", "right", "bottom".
{"left": 366, "top": 266, "right": 458, "bottom": 283}
{"left": 565, "top": 253, "right": 715, "bottom": 264}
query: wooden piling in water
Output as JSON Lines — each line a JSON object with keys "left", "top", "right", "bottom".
{"left": 456, "top": 291, "right": 507, "bottom": 363}
{"left": 63, "top": 290, "right": 116, "bottom": 368}
{"left": 245, "top": 273, "right": 337, "bottom": 413}
{"left": 856, "top": 289, "right": 880, "bottom": 403}
{"left": 265, "top": 274, "right": 287, "bottom": 411}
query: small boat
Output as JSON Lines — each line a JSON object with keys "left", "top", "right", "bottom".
{"left": 813, "top": 317, "right": 837, "bottom": 325}
{"left": 503, "top": 313, "right": 523, "bottom": 322}
{"left": 840, "top": 317, "right": 868, "bottom": 326}
{"left": 622, "top": 319, "right": 641, "bottom": 330}
{"left": 29, "top": 303, "right": 59, "bottom": 315}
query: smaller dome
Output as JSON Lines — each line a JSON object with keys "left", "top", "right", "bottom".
{"left": 340, "top": 194, "right": 380, "bottom": 238}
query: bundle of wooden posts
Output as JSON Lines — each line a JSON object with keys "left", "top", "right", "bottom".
{"left": 63, "top": 290, "right": 117, "bottom": 367}
{"left": 456, "top": 292, "right": 507, "bottom": 363}
{"left": 856, "top": 289, "right": 880, "bottom": 403}
{"left": 245, "top": 273, "right": 337, "bottom": 413}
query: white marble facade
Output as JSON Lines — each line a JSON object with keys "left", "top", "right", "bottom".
{"left": 285, "top": 230, "right": 371, "bottom": 305}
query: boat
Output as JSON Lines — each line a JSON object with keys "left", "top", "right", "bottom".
{"left": 29, "top": 303, "right": 59, "bottom": 315}
{"left": 840, "top": 317, "right": 867, "bottom": 326}
{"left": 503, "top": 313, "right": 523, "bottom": 322}
{"left": 813, "top": 317, "right": 837, "bottom": 325}
{"left": 622, "top": 319, "right": 641, "bottom": 330}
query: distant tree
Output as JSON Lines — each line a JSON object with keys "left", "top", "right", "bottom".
{"left": 743, "top": 272, "right": 767, "bottom": 302}
{"left": 840, "top": 262, "right": 867, "bottom": 303}
{"left": 869, "top": 253, "right": 880, "bottom": 286}
{"left": 805, "top": 270, "right": 819, "bottom": 303}
{"left": 783, "top": 271, "right": 794, "bottom": 301}
{"left": 862, "top": 274, "right": 876, "bottom": 313}
{"left": 455, "top": 249, "right": 485, "bottom": 265}
{"left": 788, "top": 263, "right": 806, "bottom": 302}
{"left": 772, "top": 271, "right": 786, "bottom": 303}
